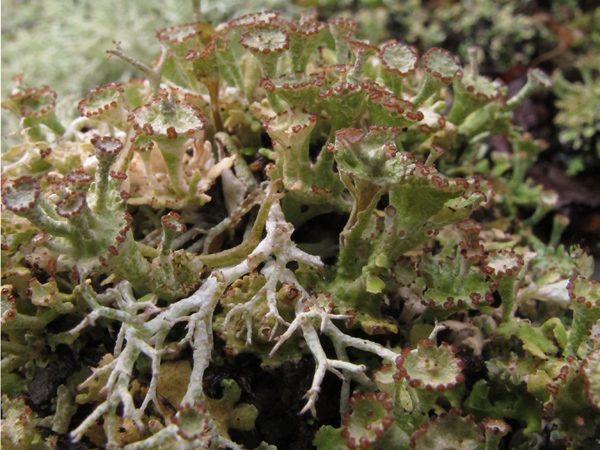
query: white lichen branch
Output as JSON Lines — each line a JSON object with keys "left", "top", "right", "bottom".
{"left": 70, "top": 196, "right": 325, "bottom": 449}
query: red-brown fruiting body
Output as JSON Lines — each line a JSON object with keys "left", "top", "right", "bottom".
{"left": 8, "top": 85, "right": 57, "bottom": 118}
{"left": 481, "top": 249, "right": 524, "bottom": 278}
{"left": 239, "top": 26, "right": 290, "bottom": 55}
{"left": 65, "top": 169, "right": 94, "bottom": 188}
{"left": 161, "top": 211, "right": 187, "bottom": 234}
{"left": 110, "top": 171, "right": 127, "bottom": 180}
{"left": 422, "top": 48, "right": 460, "bottom": 82}
{"left": 395, "top": 340, "right": 464, "bottom": 392}
{"left": 91, "top": 136, "right": 124, "bottom": 155}
{"left": 335, "top": 127, "right": 366, "bottom": 148}
{"left": 229, "top": 11, "right": 280, "bottom": 29}
{"left": 128, "top": 95, "right": 207, "bottom": 142}
{"left": 327, "top": 17, "right": 357, "bottom": 35}
{"left": 143, "top": 123, "right": 154, "bottom": 136}
{"left": 341, "top": 390, "right": 395, "bottom": 449}
{"left": 455, "top": 219, "right": 482, "bottom": 239}
{"left": 166, "top": 126, "right": 178, "bottom": 139}
{"left": 380, "top": 41, "right": 419, "bottom": 76}
{"left": 405, "top": 111, "right": 424, "bottom": 121}
{"left": 55, "top": 192, "right": 86, "bottom": 218}
{"left": 1, "top": 175, "right": 42, "bottom": 213}
{"left": 157, "top": 23, "right": 199, "bottom": 44}
{"left": 283, "top": 18, "right": 324, "bottom": 37}
{"left": 78, "top": 83, "right": 124, "bottom": 118}
{"left": 459, "top": 71, "right": 505, "bottom": 101}
{"left": 409, "top": 408, "right": 482, "bottom": 449}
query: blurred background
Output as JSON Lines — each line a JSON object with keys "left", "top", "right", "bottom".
{"left": 5, "top": 0, "right": 596, "bottom": 99}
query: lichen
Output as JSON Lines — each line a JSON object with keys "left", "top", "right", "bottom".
{"left": 1, "top": 5, "right": 598, "bottom": 450}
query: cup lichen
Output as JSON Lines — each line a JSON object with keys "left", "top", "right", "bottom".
{"left": 1, "top": 5, "right": 598, "bottom": 450}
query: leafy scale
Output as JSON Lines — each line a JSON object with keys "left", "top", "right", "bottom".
{"left": 422, "top": 47, "right": 460, "bottom": 82}
{"left": 395, "top": 339, "right": 465, "bottom": 391}
{"left": 340, "top": 391, "right": 395, "bottom": 450}
{"left": 380, "top": 41, "right": 418, "bottom": 76}
{"left": 128, "top": 93, "right": 207, "bottom": 141}
{"left": 409, "top": 409, "right": 484, "bottom": 450}
{"left": 239, "top": 27, "right": 289, "bottom": 55}
{"left": 1, "top": 176, "right": 41, "bottom": 213}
